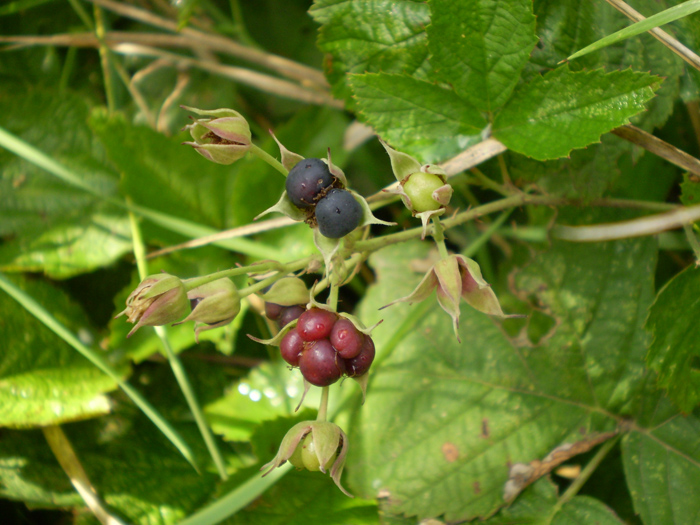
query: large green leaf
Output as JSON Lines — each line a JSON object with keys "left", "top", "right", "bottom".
{"left": 310, "top": 0, "right": 431, "bottom": 104}
{"left": 529, "top": 1, "right": 681, "bottom": 131}
{"left": 0, "top": 276, "right": 123, "bottom": 427}
{"left": 485, "top": 478, "right": 624, "bottom": 524}
{"left": 621, "top": 393, "right": 700, "bottom": 525}
{"left": 427, "top": 0, "right": 537, "bottom": 113}
{"left": 346, "top": 232, "right": 655, "bottom": 520}
{"left": 646, "top": 265, "right": 700, "bottom": 412}
{"left": 205, "top": 361, "right": 306, "bottom": 442}
{"left": 350, "top": 73, "right": 487, "bottom": 162}
{"left": 223, "top": 469, "right": 378, "bottom": 525}
{"left": 0, "top": 212, "right": 132, "bottom": 279}
{"left": 0, "top": 90, "right": 128, "bottom": 278}
{"left": 493, "top": 67, "right": 660, "bottom": 160}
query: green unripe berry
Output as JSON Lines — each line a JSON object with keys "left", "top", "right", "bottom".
{"left": 288, "top": 433, "right": 338, "bottom": 471}
{"left": 403, "top": 172, "right": 445, "bottom": 213}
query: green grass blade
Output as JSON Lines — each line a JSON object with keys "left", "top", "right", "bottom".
{"left": 128, "top": 210, "right": 229, "bottom": 480}
{"left": 0, "top": 126, "right": 286, "bottom": 260}
{"left": 567, "top": 0, "right": 700, "bottom": 61}
{"left": 178, "top": 464, "right": 291, "bottom": 525}
{"left": 0, "top": 272, "right": 197, "bottom": 469}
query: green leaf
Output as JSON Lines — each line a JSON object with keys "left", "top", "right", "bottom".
{"left": 0, "top": 412, "right": 221, "bottom": 524}
{"left": 350, "top": 73, "right": 487, "bottom": 162}
{"left": 222, "top": 469, "right": 379, "bottom": 525}
{"left": 485, "top": 478, "right": 624, "bottom": 524}
{"left": 0, "top": 212, "right": 132, "bottom": 279}
{"left": 428, "top": 0, "right": 538, "bottom": 112}
{"left": 567, "top": 0, "right": 700, "bottom": 62}
{"left": 646, "top": 265, "right": 700, "bottom": 412}
{"left": 681, "top": 173, "right": 700, "bottom": 206}
{"left": 205, "top": 361, "right": 305, "bottom": 442}
{"left": 493, "top": 67, "right": 660, "bottom": 160}
{"left": 621, "top": 394, "right": 700, "bottom": 525}
{"left": 0, "top": 276, "right": 122, "bottom": 427}
{"left": 347, "top": 233, "right": 655, "bottom": 520}
{"left": 310, "top": 0, "right": 431, "bottom": 104}
{"left": 529, "top": 1, "right": 682, "bottom": 132}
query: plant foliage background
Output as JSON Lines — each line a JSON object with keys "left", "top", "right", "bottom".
{"left": 1, "top": 0, "right": 700, "bottom": 524}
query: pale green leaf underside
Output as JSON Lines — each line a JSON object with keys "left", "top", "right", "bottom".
{"left": 646, "top": 265, "right": 700, "bottom": 412}
{"left": 428, "top": 0, "right": 538, "bottom": 112}
{"left": 348, "top": 233, "right": 654, "bottom": 520}
{"left": 493, "top": 67, "right": 660, "bottom": 160}
{"left": 0, "top": 212, "right": 132, "bottom": 279}
{"left": 0, "top": 277, "right": 119, "bottom": 427}
{"left": 350, "top": 73, "right": 487, "bottom": 162}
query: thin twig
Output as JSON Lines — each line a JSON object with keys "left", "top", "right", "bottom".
{"left": 554, "top": 203, "right": 700, "bottom": 242}
{"left": 86, "top": 0, "right": 329, "bottom": 88}
{"left": 147, "top": 216, "right": 296, "bottom": 259}
{"left": 112, "top": 43, "right": 342, "bottom": 107}
{"left": 611, "top": 124, "right": 700, "bottom": 176}
{"left": 43, "top": 426, "right": 127, "bottom": 525}
{"left": 605, "top": 0, "right": 700, "bottom": 72}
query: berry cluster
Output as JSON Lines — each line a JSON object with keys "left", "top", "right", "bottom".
{"left": 279, "top": 308, "right": 375, "bottom": 386}
{"left": 265, "top": 302, "right": 305, "bottom": 328}
{"left": 286, "top": 158, "right": 362, "bottom": 239}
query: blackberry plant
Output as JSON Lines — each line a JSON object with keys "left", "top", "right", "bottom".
{"left": 1, "top": 0, "right": 700, "bottom": 524}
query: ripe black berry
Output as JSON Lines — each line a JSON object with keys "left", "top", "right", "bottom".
{"left": 299, "top": 339, "right": 345, "bottom": 386}
{"left": 315, "top": 189, "right": 363, "bottom": 239}
{"left": 345, "top": 336, "right": 375, "bottom": 377}
{"left": 297, "top": 308, "right": 338, "bottom": 341}
{"left": 280, "top": 329, "right": 304, "bottom": 367}
{"left": 278, "top": 305, "right": 305, "bottom": 328}
{"left": 330, "top": 318, "right": 365, "bottom": 359}
{"left": 286, "top": 158, "right": 335, "bottom": 209}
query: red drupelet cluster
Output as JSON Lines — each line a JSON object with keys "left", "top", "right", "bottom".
{"left": 279, "top": 308, "right": 375, "bottom": 386}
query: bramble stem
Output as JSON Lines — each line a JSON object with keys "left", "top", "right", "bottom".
{"left": 185, "top": 256, "right": 315, "bottom": 292}
{"left": 317, "top": 386, "right": 330, "bottom": 422}
{"left": 431, "top": 216, "right": 449, "bottom": 259}
{"left": 249, "top": 143, "right": 288, "bottom": 176}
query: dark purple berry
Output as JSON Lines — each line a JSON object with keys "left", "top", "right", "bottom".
{"left": 315, "top": 189, "right": 362, "bottom": 239}
{"left": 345, "top": 336, "right": 375, "bottom": 377}
{"left": 278, "top": 305, "right": 305, "bottom": 328}
{"left": 297, "top": 308, "right": 338, "bottom": 342}
{"left": 280, "top": 329, "right": 304, "bottom": 367}
{"left": 286, "top": 158, "right": 335, "bottom": 209}
{"left": 299, "top": 339, "right": 345, "bottom": 387}
{"left": 265, "top": 302, "right": 283, "bottom": 321}
{"left": 330, "top": 318, "right": 365, "bottom": 359}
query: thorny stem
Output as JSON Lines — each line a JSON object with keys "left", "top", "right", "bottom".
{"left": 431, "top": 215, "right": 449, "bottom": 259}
{"left": 249, "top": 143, "right": 288, "bottom": 177}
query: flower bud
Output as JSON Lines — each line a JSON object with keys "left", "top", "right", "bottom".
{"left": 382, "top": 254, "right": 522, "bottom": 341}
{"left": 116, "top": 274, "right": 190, "bottom": 338}
{"left": 178, "top": 278, "right": 240, "bottom": 342}
{"left": 181, "top": 105, "right": 251, "bottom": 165}
{"left": 379, "top": 139, "right": 452, "bottom": 237}
{"left": 261, "top": 420, "right": 351, "bottom": 497}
